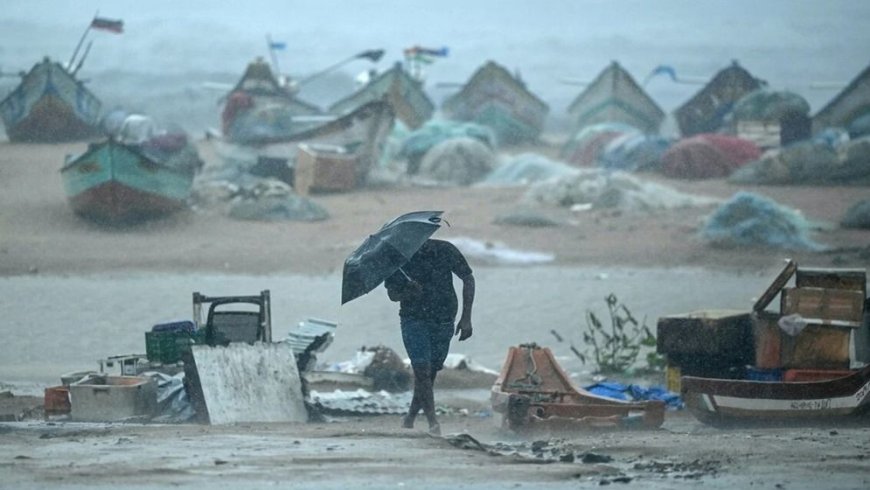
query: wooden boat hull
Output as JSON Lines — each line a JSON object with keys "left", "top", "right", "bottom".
{"left": 491, "top": 344, "right": 665, "bottom": 432}
{"left": 567, "top": 61, "right": 664, "bottom": 134}
{"left": 330, "top": 62, "right": 434, "bottom": 129}
{"left": 0, "top": 58, "right": 101, "bottom": 142}
{"left": 442, "top": 61, "right": 549, "bottom": 145}
{"left": 674, "top": 61, "right": 762, "bottom": 137}
{"left": 216, "top": 99, "right": 395, "bottom": 186}
{"left": 61, "top": 140, "right": 194, "bottom": 223}
{"left": 681, "top": 366, "right": 870, "bottom": 427}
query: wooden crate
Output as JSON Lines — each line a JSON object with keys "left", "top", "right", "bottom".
{"left": 753, "top": 312, "right": 851, "bottom": 370}
{"left": 294, "top": 143, "right": 357, "bottom": 196}
{"left": 780, "top": 287, "right": 864, "bottom": 325}
{"left": 795, "top": 268, "right": 866, "bottom": 297}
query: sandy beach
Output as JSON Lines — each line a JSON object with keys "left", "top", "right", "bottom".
{"left": 1, "top": 138, "right": 869, "bottom": 489}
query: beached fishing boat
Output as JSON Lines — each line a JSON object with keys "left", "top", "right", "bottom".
{"left": 441, "top": 61, "right": 549, "bottom": 145}
{"left": 491, "top": 344, "right": 665, "bottom": 431}
{"left": 674, "top": 60, "right": 764, "bottom": 137}
{"left": 329, "top": 62, "right": 434, "bottom": 130}
{"left": 221, "top": 57, "right": 323, "bottom": 144}
{"left": 681, "top": 366, "right": 870, "bottom": 426}
{"left": 61, "top": 137, "right": 198, "bottom": 223}
{"left": 566, "top": 61, "right": 664, "bottom": 134}
{"left": 0, "top": 57, "right": 101, "bottom": 142}
{"left": 812, "top": 63, "right": 870, "bottom": 136}
{"left": 215, "top": 98, "right": 395, "bottom": 186}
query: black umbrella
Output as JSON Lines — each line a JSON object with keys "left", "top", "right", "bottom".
{"left": 341, "top": 210, "right": 444, "bottom": 305}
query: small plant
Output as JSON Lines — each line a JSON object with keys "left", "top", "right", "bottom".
{"left": 569, "top": 293, "right": 661, "bottom": 374}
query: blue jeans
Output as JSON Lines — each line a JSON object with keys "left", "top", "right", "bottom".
{"left": 400, "top": 318, "right": 454, "bottom": 371}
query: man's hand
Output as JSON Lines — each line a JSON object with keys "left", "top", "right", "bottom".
{"left": 455, "top": 318, "right": 473, "bottom": 341}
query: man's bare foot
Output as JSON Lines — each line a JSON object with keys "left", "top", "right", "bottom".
{"left": 427, "top": 422, "right": 441, "bottom": 436}
{"left": 402, "top": 415, "right": 414, "bottom": 429}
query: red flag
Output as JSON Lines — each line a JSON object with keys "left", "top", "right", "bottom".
{"left": 91, "top": 17, "right": 123, "bottom": 34}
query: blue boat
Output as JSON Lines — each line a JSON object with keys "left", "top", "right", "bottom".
{"left": 0, "top": 57, "right": 102, "bottom": 142}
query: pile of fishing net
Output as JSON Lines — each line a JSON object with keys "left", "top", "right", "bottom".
{"left": 414, "top": 137, "right": 497, "bottom": 185}
{"left": 523, "top": 169, "right": 719, "bottom": 212}
{"left": 192, "top": 147, "right": 328, "bottom": 222}
{"left": 730, "top": 135, "right": 870, "bottom": 185}
{"left": 478, "top": 152, "right": 579, "bottom": 187}
{"left": 701, "top": 192, "right": 826, "bottom": 250}
{"left": 396, "top": 119, "right": 496, "bottom": 174}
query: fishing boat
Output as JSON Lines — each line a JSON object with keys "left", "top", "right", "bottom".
{"left": 329, "top": 62, "right": 434, "bottom": 130}
{"left": 673, "top": 60, "right": 764, "bottom": 137}
{"left": 61, "top": 136, "right": 199, "bottom": 223}
{"left": 663, "top": 260, "right": 870, "bottom": 427}
{"left": 441, "top": 61, "right": 549, "bottom": 145}
{"left": 812, "top": 63, "right": 870, "bottom": 135}
{"left": 566, "top": 61, "right": 664, "bottom": 134}
{"left": 221, "top": 57, "right": 324, "bottom": 144}
{"left": 491, "top": 344, "right": 665, "bottom": 431}
{"left": 681, "top": 366, "right": 870, "bottom": 427}
{"left": 215, "top": 98, "right": 395, "bottom": 186}
{"left": 0, "top": 57, "right": 101, "bottom": 142}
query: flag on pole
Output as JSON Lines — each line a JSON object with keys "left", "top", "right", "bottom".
{"left": 269, "top": 41, "right": 287, "bottom": 51}
{"left": 90, "top": 17, "right": 124, "bottom": 34}
{"left": 645, "top": 65, "right": 677, "bottom": 84}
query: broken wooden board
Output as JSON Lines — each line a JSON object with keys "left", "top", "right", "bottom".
{"left": 189, "top": 343, "right": 307, "bottom": 424}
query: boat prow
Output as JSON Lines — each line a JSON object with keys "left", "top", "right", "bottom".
{"left": 491, "top": 344, "right": 665, "bottom": 432}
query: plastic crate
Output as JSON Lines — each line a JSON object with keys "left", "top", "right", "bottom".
{"left": 145, "top": 330, "right": 195, "bottom": 364}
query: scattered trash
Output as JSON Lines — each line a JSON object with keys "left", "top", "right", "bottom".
{"left": 309, "top": 389, "right": 413, "bottom": 415}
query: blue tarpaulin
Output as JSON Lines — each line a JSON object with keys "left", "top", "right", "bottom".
{"left": 585, "top": 381, "right": 684, "bottom": 410}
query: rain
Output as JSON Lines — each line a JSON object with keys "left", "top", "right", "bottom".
{"left": 1, "top": 1, "right": 869, "bottom": 489}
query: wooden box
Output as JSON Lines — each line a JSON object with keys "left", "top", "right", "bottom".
{"left": 657, "top": 309, "right": 753, "bottom": 361}
{"left": 795, "top": 268, "right": 866, "bottom": 297}
{"left": 294, "top": 143, "right": 357, "bottom": 195}
{"left": 753, "top": 312, "right": 851, "bottom": 370}
{"left": 780, "top": 287, "right": 864, "bottom": 325}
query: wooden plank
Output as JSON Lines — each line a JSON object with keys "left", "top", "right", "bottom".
{"left": 753, "top": 259, "right": 797, "bottom": 313}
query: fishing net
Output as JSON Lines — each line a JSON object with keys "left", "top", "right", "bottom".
{"left": 701, "top": 191, "right": 825, "bottom": 250}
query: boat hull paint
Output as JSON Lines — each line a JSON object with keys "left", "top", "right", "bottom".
{"left": 61, "top": 141, "right": 193, "bottom": 223}
{"left": 681, "top": 367, "right": 870, "bottom": 426}
{"left": 0, "top": 59, "right": 101, "bottom": 142}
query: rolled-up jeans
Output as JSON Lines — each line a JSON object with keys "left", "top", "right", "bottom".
{"left": 400, "top": 317, "right": 454, "bottom": 371}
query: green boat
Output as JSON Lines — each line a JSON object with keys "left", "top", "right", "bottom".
{"left": 61, "top": 138, "right": 198, "bottom": 223}
{"left": 441, "top": 60, "right": 549, "bottom": 145}
{"left": 566, "top": 61, "right": 664, "bottom": 134}
{"left": 329, "top": 62, "right": 434, "bottom": 130}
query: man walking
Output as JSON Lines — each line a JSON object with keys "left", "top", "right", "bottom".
{"left": 384, "top": 238, "right": 475, "bottom": 435}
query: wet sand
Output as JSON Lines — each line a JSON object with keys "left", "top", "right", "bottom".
{"left": 1, "top": 140, "right": 869, "bottom": 489}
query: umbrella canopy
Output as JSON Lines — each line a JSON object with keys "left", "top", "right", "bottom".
{"left": 341, "top": 210, "right": 444, "bottom": 304}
